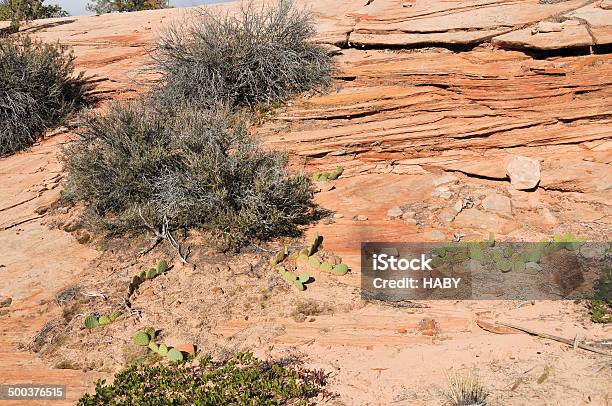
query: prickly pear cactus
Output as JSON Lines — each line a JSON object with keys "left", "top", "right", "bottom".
{"left": 331, "top": 263, "right": 349, "bottom": 275}
{"left": 84, "top": 315, "right": 98, "bottom": 329}
{"left": 282, "top": 270, "right": 298, "bottom": 283}
{"left": 98, "top": 315, "right": 111, "bottom": 326}
{"left": 308, "top": 233, "right": 321, "bottom": 256}
{"left": 269, "top": 250, "right": 286, "bottom": 266}
{"left": 319, "top": 262, "right": 333, "bottom": 272}
{"left": 298, "top": 271, "right": 310, "bottom": 283}
{"left": 132, "top": 331, "right": 150, "bottom": 346}
{"left": 487, "top": 232, "right": 495, "bottom": 247}
{"left": 156, "top": 260, "right": 168, "bottom": 274}
{"left": 109, "top": 311, "right": 122, "bottom": 322}
{"left": 146, "top": 268, "right": 157, "bottom": 279}
{"left": 148, "top": 341, "right": 159, "bottom": 353}
{"left": 144, "top": 327, "right": 156, "bottom": 338}
{"left": 294, "top": 280, "right": 305, "bottom": 291}
{"left": 167, "top": 348, "right": 184, "bottom": 363}
{"left": 307, "top": 256, "right": 320, "bottom": 267}
{"left": 158, "top": 343, "right": 169, "bottom": 356}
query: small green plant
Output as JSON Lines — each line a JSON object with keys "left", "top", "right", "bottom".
{"left": 269, "top": 247, "right": 288, "bottom": 266}
{"left": 84, "top": 312, "right": 121, "bottom": 329}
{"left": 312, "top": 166, "right": 344, "bottom": 182}
{"left": 167, "top": 348, "right": 184, "bottom": 363}
{"left": 319, "top": 262, "right": 333, "bottom": 272}
{"left": 129, "top": 260, "right": 169, "bottom": 295}
{"left": 132, "top": 331, "right": 151, "bottom": 347}
{"left": 98, "top": 315, "right": 111, "bottom": 326}
{"left": 589, "top": 268, "right": 611, "bottom": 323}
{"left": 278, "top": 266, "right": 311, "bottom": 291}
{"left": 77, "top": 352, "right": 325, "bottom": 405}
{"left": 84, "top": 315, "right": 99, "bottom": 329}
{"left": 307, "top": 233, "right": 322, "bottom": 256}
{"left": 331, "top": 263, "right": 349, "bottom": 275}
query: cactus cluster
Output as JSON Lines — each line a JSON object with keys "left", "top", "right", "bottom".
{"left": 304, "top": 232, "right": 350, "bottom": 276}
{"left": 132, "top": 328, "right": 187, "bottom": 363}
{"left": 278, "top": 266, "right": 310, "bottom": 291}
{"left": 430, "top": 233, "right": 589, "bottom": 274}
{"left": 276, "top": 232, "right": 350, "bottom": 291}
{"left": 312, "top": 166, "right": 344, "bottom": 182}
{"left": 129, "top": 260, "right": 169, "bottom": 295}
{"left": 84, "top": 311, "right": 122, "bottom": 329}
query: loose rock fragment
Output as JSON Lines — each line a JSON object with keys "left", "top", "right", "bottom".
{"left": 506, "top": 156, "right": 540, "bottom": 190}
{"left": 482, "top": 193, "right": 512, "bottom": 215}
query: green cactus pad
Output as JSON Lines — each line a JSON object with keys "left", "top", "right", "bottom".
{"left": 327, "top": 166, "right": 344, "bottom": 180}
{"left": 156, "top": 260, "right": 168, "bottom": 274}
{"left": 296, "top": 253, "right": 309, "bottom": 262}
{"left": 312, "top": 172, "right": 321, "bottom": 181}
{"left": 146, "top": 268, "right": 157, "bottom": 279}
{"left": 307, "top": 256, "right": 320, "bottom": 267}
{"left": 109, "top": 311, "right": 122, "bottom": 321}
{"left": 132, "top": 331, "right": 150, "bottom": 346}
{"left": 148, "top": 341, "right": 159, "bottom": 353}
{"left": 144, "top": 327, "right": 156, "bottom": 338}
{"left": 298, "top": 271, "right": 310, "bottom": 283}
{"left": 139, "top": 270, "right": 147, "bottom": 280}
{"left": 331, "top": 263, "right": 349, "bottom": 275}
{"left": 294, "top": 280, "right": 305, "bottom": 291}
{"left": 308, "top": 233, "right": 321, "bottom": 256}
{"left": 512, "top": 260, "right": 526, "bottom": 273}
{"left": 98, "top": 315, "right": 111, "bottom": 326}
{"left": 319, "top": 262, "right": 333, "bottom": 272}
{"left": 497, "top": 258, "right": 513, "bottom": 273}
{"left": 84, "top": 315, "right": 98, "bottom": 329}
{"left": 158, "top": 343, "right": 169, "bottom": 356}
{"left": 280, "top": 268, "right": 297, "bottom": 282}
{"left": 488, "top": 232, "right": 495, "bottom": 247}
{"left": 131, "top": 275, "right": 141, "bottom": 286}
{"left": 167, "top": 348, "right": 184, "bottom": 363}
{"left": 269, "top": 251, "right": 285, "bottom": 266}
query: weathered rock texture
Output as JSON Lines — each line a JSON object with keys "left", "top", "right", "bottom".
{"left": 0, "top": 1, "right": 610, "bottom": 405}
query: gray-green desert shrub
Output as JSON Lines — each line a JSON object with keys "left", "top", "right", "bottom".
{"left": 0, "top": 35, "right": 87, "bottom": 156}
{"left": 153, "top": 0, "right": 332, "bottom": 109}
{"left": 63, "top": 102, "right": 314, "bottom": 249}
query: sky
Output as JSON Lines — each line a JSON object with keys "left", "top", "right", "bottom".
{"left": 47, "top": 0, "right": 227, "bottom": 17}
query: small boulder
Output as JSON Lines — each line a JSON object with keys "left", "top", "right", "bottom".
{"left": 506, "top": 156, "right": 540, "bottom": 190}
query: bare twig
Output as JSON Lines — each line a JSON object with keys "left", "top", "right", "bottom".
{"left": 81, "top": 291, "right": 107, "bottom": 300}
{"left": 137, "top": 209, "right": 190, "bottom": 263}
{"left": 497, "top": 322, "right": 612, "bottom": 357}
